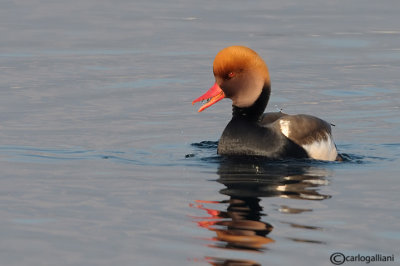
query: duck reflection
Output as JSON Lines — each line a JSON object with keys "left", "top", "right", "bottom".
{"left": 217, "top": 159, "right": 331, "bottom": 201}
{"left": 190, "top": 157, "right": 331, "bottom": 265}
{"left": 192, "top": 196, "right": 273, "bottom": 252}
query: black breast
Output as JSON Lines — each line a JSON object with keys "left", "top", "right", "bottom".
{"left": 217, "top": 118, "right": 308, "bottom": 159}
{"left": 217, "top": 86, "right": 308, "bottom": 159}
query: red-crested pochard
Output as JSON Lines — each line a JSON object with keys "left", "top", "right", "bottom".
{"left": 193, "top": 46, "right": 342, "bottom": 161}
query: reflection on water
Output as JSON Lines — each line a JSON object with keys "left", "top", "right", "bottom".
{"left": 205, "top": 256, "right": 262, "bottom": 266}
{"left": 191, "top": 197, "right": 273, "bottom": 252}
{"left": 190, "top": 154, "right": 332, "bottom": 265}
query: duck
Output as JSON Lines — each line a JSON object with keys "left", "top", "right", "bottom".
{"left": 192, "top": 46, "right": 342, "bottom": 161}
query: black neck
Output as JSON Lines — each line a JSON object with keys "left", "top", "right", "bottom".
{"left": 232, "top": 85, "right": 270, "bottom": 121}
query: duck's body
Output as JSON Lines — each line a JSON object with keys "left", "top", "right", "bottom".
{"left": 218, "top": 112, "right": 310, "bottom": 159}
{"left": 193, "top": 46, "right": 341, "bottom": 161}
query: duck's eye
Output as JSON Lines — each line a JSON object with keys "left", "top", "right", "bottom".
{"left": 225, "top": 72, "right": 235, "bottom": 80}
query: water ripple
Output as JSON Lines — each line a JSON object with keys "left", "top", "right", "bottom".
{"left": 0, "top": 141, "right": 395, "bottom": 167}
{"left": 187, "top": 141, "right": 383, "bottom": 166}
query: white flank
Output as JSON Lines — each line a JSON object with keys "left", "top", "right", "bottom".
{"left": 279, "top": 120, "right": 290, "bottom": 138}
{"left": 301, "top": 133, "right": 338, "bottom": 161}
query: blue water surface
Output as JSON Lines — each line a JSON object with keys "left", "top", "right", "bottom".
{"left": 1, "top": 0, "right": 399, "bottom": 265}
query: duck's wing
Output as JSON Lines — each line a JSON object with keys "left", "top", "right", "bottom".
{"left": 260, "top": 112, "right": 288, "bottom": 124}
{"left": 266, "top": 114, "right": 340, "bottom": 161}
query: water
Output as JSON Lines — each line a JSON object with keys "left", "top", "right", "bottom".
{"left": 1, "top": 0, "right": 400, "bottom": 265}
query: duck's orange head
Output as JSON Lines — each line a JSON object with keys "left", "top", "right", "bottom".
{"left": 193, "top": 46, "right": 270, "bottom": 112}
